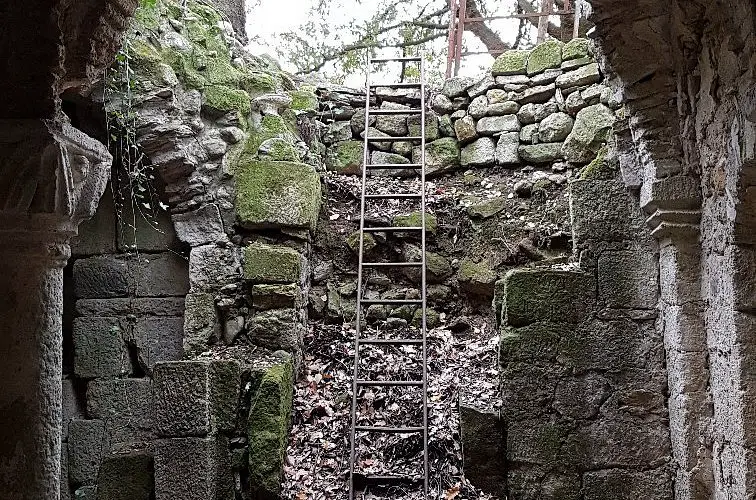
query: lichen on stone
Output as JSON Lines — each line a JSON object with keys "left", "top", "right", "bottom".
{"left": 492, "top": 50, "right": 530, "bottom": 76}
{"left": 392, "top": 211, "right": 438, "bottom": 234}
{"left": 526, "top": 40, "right": 564, "bottom": 76}
{"left": 327, "top": 140, "right": 364, "bottom": 174}
{"left": 243, "top": 243, "right": 303, "bottom": 283}
{"left": 288, "top": 86, "right": 319, "bottom": 112}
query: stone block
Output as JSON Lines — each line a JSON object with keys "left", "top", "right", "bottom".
{"left": 459, "top": 405, "right": 505, "bottom": 497}
{"left": 658, "top": 243, "right": 701, "bottom": 306}
{"left": 188, "top": 244, "right": 241, "bottom": 293}
{"left": 235, "top": 160, "right": 322, "bottom": 232}
{"left": 597, "top": 249, "right": 659, "bottom": 309}
{"left": 252, "top": 283, "right": 301, "bottom": 310}
{"left": 62, "top": 378, "right": 86, "bottom": 442}
{"left": 503, "top": 269, "right": 595, "bottom": 327}
{"left": 246, "top": 308, "right": 304, "bottom": 352}
{"left": 61, "top": 443, "right": 71, "bottom": 500}
{"left": 552, "top": 372, "right": 610, "bottom": 420}
{"left": 499, "top": 362, "right": 562, "bottom": 421}
{"left": 506, "top": 417, "right": 573, "bottom": 469}
{"left": 248, "top": 357, "right": 294, "bottom": 498}
{"left": 495, "top": 132, "right": 519, "bottom": 165}
{"left": 75, "top": 297, "right": 186, "bottom": 317}
{"left": 507, "top": 467, "right": 581, "bottom": 500}
{"left": 96, "top": 452, "right": 154, "bottom": 500}
{"left": 68, "top": 419, "right": 108, "bottom": 486}
{"left": 172, "top": 204, "right": 226, "bottom": 246}
{"left": 74, "top": 486, "right": 97, "bottom": 500}
{"left": 570, "top": 179, "right": 648, "bottom": 245}
{"left": 154, "top": 437, "right": 227, "bottom": 500}
{"left": 243, "top": 243, "right": 305, "bottom": 284}
{"left": 492, "top": 49, "right": 529, "bottom": 76}
{"left": 73, "top": 256, "right": 129, "bottom": 299}
{"left": 562, "top": 104, "right": 615, "bottom": 163}
{"left": 72, "top": 317, "right": 129, "bottom": 379}
{"left": 183, "top": 292, "right": 220, "bottom": 356}
{"left": 87, "top": 379, "right": 153, "bottom": 443}
{"left": 132, "top": 252, "right": 189, "bottom": 297}
{"left": 476, "top": 115, "right": 521, "bottom": 135}
{"left": 134, "top": 316, "right": 184, "bottom": 369}
{"left": 527, "top": 39, "right": 563, "bottom": 75}
{"left": 117, "top": 198, "right": 178, "bottom": 252}
{"left": 71, "top": 186, "right": 117, "bottom": 256}
{"left": 153, "top": 360, "right": 240, "bottom": 437}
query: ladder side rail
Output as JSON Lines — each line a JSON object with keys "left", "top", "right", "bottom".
{"left": 420, "top": 52, "right": 429, "bottom": 498}
{"left": 349, "top": 55, "right": 374, "bottom": 500}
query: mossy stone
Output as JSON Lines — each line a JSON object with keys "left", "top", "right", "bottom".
{"left": 235, "top": 160, "right": 321, "bottom": 231}
{"left": 328, "top": 140, "right": 364, "bottom": 175}
{"left": 241, "top": 72, "right": 280, "bottom": 98}
{"left": 392, "top": 212, "right": 438, "bottom": 234}
{"left": 243, "top": 243, "right": 303, "bottom": 284}
{"left": 346, "top": 232, "right": 376, "bottom": 253}
{"left": 458, "top": 259, "right": 496, "bottom": 296}
{"left": 241, "top": 114, "right": 294, "bottom": 162}
{"left": 288, "top": 86, "right": 318, "bottom": 112}
{"left": 580, "top": 145, "right": 618, "bottom": 180}
{"left": 412, "top": 308, "right": 441, "bottom": 329}
{"left": 562, "top": 38, "right": 590, "bottom": 61}
{"left": 248, "top": 357, "right": 294, "bottom": 497}
{"left": 492, "top": 50, "right": 530, "bottom": 76}
{"left": 527, "top": 40, "right": 564, "bottom": 76}
{"left": 424, "top": 137, "right": 461, "bottom": 176}
{"left": 202, "top": 85, "right": 251, "bottom": 117}
{"left": 258, "top": 137, "right": 299, "bottom": 162}
{"left": 467, "top": 197, "right": 506, "bottom": 219}
{"left": 426, "top": 252, "right": 452, "bottom": 280}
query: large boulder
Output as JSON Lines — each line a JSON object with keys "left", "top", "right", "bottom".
{"left": 416, "top": 137, "right": 461, "bottom": 177}
{"left": 562, "top": 104, "right": 615, "bottom": 163}
{"left": 326, "top": 140, "right": 363, "bottom": 174}
{"left": 526, "top": 40, "right": 563, "bottom": 75}
{"left": 518, "top": 143, "right": 564, "bottom": 163}
{"left": 375, "top": 102, "right": 409, "bottom": 136}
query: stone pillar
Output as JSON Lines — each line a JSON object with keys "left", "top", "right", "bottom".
{"left": 644, "top": 176, "right": 713, "bottom": 500}
{"left": 0, "top": 120, "right": 111, "bottom": 500}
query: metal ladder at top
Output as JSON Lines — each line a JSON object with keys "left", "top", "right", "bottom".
{"left": 348, "top": 54, "right": 429, "bottom": 499}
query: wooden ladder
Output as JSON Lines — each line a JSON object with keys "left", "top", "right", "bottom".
{"left": 348, "top": 54, "right": 429, "bottom": 499}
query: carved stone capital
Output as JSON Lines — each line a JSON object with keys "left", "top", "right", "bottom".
{"left": 0, "top": 119, "right": 112, "bottom": 264}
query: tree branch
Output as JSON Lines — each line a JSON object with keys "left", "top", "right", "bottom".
{"left": 464, "top": 0, "right": 509, "bottom": 52}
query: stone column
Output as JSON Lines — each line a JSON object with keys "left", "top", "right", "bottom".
{"left": 644, "top": 175, "right": 713, "bottom": 500}
{"left": 0, "top": 120, "right": 111, "bottom": 500}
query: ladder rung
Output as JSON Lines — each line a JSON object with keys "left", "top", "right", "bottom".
{"left": 355, "top": 425, "right": 424, "bottom": 433}
{"left": 359, "top": 338, "right": 423, "bottom": 345}
{"left": 371, "top": 82, "right": 422, "bottom": 88}
{"left": 362, "top": 474, "right": 424, "bottom": 483}
{"left": 366, "top": 136, "right": 423, "bottom": 142}
{"left": 363, "top": 226, "right": 423, "bottom": 232}
{"left": 371, "top": 57, "right": 422, "bottom": 63}
{"left": 362, "top": 262, "right": 423, "bottom": 268}
{"left": 368, "top": 109, "right": 423, "bottom": 116}
{"left": 360, "top": 299, "right": 422, "bottom": 305}
{"left": 366, "top": 163, "right": 422, "bottom": 170}
{"left": 357, "top": 380, "right": 423, "bottom": 387}
{"left": 365, "top": 193, "right": 422, "bottom": 200}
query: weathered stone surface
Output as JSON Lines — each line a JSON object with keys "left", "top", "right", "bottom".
{"left": 468, "top": 95, "right": 488, "bottom": 119}
{"left": 252, "top": 284, "right": 301, "bottom": 310}
{"left": 515, "top": 83, "right": 556, "bottom": 105}
{"left": 154, "top": 437, "right": 227, "bottom": 500}
{"left": 441, "top": 76, "right": 474, "bottom": 98}
{"left": 457, "top": 258, "right": 496, "bottom": 296}
{"left": 408, "top": 112, "right": 440, "bottom": 141}
{"left": 393, "top": 211, "right": 438, "bottom": 234}
{"left": 248, "top": 357, "right": 294, "bottom": 498}
{"left": 68, "top": 419, "right": 108, "bottom": 486}
{"left": 96, "top": 452, "right": 154, "bottom": 500}
{"left": 431, "top": 93, "right": 454, "bottom": 114}
{"left": 183, "top": 292, "right": 220, "bottom": 356}
{"left": 570, "top": 180, "right": 647, "bottom": 244}
{"left": 539, "top": 112, "right": 574, "bottom": 142}
{"left": 236, "top": 160, "right": 321, "bottom": 231}
{"left": 188, "top": 245, "right": 241, "bottom": 294}
{"left": 517, "top": 103, "right": 538, "bottom": 125}
{"left": 476, "top": 115, "right": 520, "bottom": 135}
{"left": 350, "top": 108, "right": 376, "bottom": 134}
{"left": 527, "top": 40, "right": 563, "bottom": 75}
{"left": 243, "top": 243, "right": 304, "bottom": 284}
{"left": 565, "top": 89, "right": 587, "bottom": 113}
{"left": 73, "top": 256, "right": 129, "bottom": 299}
{"left": 561, "top": 56, "right": 593, "bottom": 71}
{"left": 496, "top": 132, "right": 520, "bottom": 165}
{"left": 172, "top": 204, "right": 226, "bottom": 246}
{"left": 71, "top": 187, "right": 117, "bottom": 256}
{"left": 503, "top": 269, "right": 596, "bottom": 326}
{"left": 375, "top": 102, "right": 409, "bottom": 136}
{"left": 556, "top": 63, "right": 601, "bottom": 89}
{"left": 87, "top": 379, "right": 153, "bottom": 443}
{"left": 488, "top": 100, "right": 519, "bottom": 115}
{"left": 467, "top": 74, "right": 496, "bottom": 98}
{"left": 246, "top": 308, "right": 303, "bottom": 352}
{"left": 454, "top": 115, "right": 477, "bottom": 144}
{"left": 520, "top": 123, "right": 539, "bottom": 144}
{"left": 73, "top": 317, "right": 128, "bottom": 379}
{"left": 598, "top": 249, "right": 659, "bottom": 309}
{"left": 467, "top": 197, "right": 507, "bottom": 218}
{"left": 492, "top": 50, "right": 529, "bottom": 76}
{"left": 438, "top": 114, "right": 454, "bottom": 136}
{"left": 461, "top": 137, "right": 496, "bottom": 167}
{"left": 582, "top": 468, "right": 671, "bottom": 500}
{"left": 327, "top": 140, "right": 363, "bottom": 175}
{"left": 133, "top": 252, "right": 190, "bottom": 298}
{"left": 460, "top": 406, "right": 505, "bottom": 497}
{"left": 562, "top": 104, "right": 615, "bottom": 163}
{"left": 531, "top": 68, "right": 563, "bottom": 86}
{"left": 518, "top": 143, "right": 563, "bottom": 163}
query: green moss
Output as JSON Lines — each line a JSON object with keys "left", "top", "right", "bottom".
{"left": 235, "top": 160, "right": 322, "bottom": 231}
{"left": 526, "top": 39, "right": 564, "bottom": 75}
{"left": 458, "top": 259, "right": 495, "bottom": 284}
{"left": 426, "top": 252, "right": 451, "bottom": 279}
{"left": 202, "top": 85, "right": 251, "bottom": 117}
{"left": 241, "top": 115, "right": 292, "bottom": 162}
{"left": 579, "top": 145, "right": 618, "bottom": 180}
{"left": 492, "top": 50, "right": 530, "bottom": 76}
{"left": 133, "top": 0, "right": 161, "bottom": 28}
{"left": 240, "top": 72, "right": 280, "bottom": 98}
{"left": 328, "top": 140, "right": 364, "bottom": 174}
{"left": 248, "top": 357, "right": 294, "bottom": 497}
{"left": 243, "top": 243, "right": 303, "bottom": 283}
{"left": 288, "top": 86, "right": 318, "bottom": 112}
{"left": 346, "top": 232, "right": 376, "bottom": 253}
{"left": 258, "top": 138, "right": 299, "bottom": 162}
{"left": 392, "top": 212, "right": 438, "bottom": 234}
{"left": 562, "top": 37, "right": 590, "bottom": 61}
{"left": 412, "top": 308, "right": 440, "bottom": 328}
